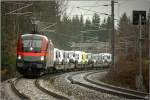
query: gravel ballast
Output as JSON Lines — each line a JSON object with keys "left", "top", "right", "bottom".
{"left": 42, "top": 71, "right": 133, "bottom": 100}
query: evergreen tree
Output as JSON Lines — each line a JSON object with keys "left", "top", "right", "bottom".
{"left": 92, "top": 13, "right": 100, "bottom": 30}
{"left": 117, "top": 13, "right": 136, "bottom": 54}
{"left": 79, "top": 14, "right": 84, "bottom": 31}
{"left": 98, "top": 16, "right": 111, "bottom": 42}
{"left": 85, "top": 18, "right": 92, "bottom": 30}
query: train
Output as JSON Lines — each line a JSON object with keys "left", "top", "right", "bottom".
{"left": 16, "top": 33, "right": 112, "bottom": 76}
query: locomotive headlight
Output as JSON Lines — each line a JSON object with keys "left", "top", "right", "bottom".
{"left": 18, "top": 55, "right": 22, "bottom": 60}
{"left": 41, "top": 56, "right": 44, "bottom": 61}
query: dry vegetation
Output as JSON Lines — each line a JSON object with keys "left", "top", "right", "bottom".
{"left": 102, "top": 39, "right": 149, "bottom": 92}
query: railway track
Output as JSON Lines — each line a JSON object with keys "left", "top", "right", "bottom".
{"left": 35, "top": 78, "right": 70, "bottom": 100}
{"left": 84, "top": 72, "right": 149, "bottom": 99}
{"left": 11, "top": 76, "right": 70, "bottom": 100}
{"left": 9, "top": 67, "right": 106, "bottom": 100}
{"left": 10, "top": 77, "right": 31, "bottom": 100}
{"left": 67, "top": 70, "right": 149, "bottom": 99}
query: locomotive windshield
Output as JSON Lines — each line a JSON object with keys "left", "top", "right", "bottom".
{"left": 22, "top": 39, "right": 42, "bottom": 52}
{"left": 22, "top": 35, "right": 46, "bottom": 52}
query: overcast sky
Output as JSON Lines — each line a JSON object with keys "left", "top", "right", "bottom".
{"left": 66, "top": 0, "right": 150, "bottom": 24}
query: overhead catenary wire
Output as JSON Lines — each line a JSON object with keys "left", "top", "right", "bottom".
{"left": 4, "top": 2, "right": 31, "bottom": 5}
{"left": 40, "top": 23, "right": 57, "bottom": 31}
{"left": 77, "top": 4, "right": 110, "bottom": 8}
{"left": 4, "top": 3, "right": 33, "bottom": 15}
{"left": 8, "top": 12, "right": 32, "bottom": 15}
{"left": 76, "top": 6, "right": 110, "bottom": 16}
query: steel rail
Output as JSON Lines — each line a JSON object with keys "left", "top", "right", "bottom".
{"left": 67, "top": 70, "right": 148, "bottom": 99}
{"left": 84, "top": 72, "right": 149, "bottom": 99}
{"left": 11, "top": 77, "right": 31, "bottom": 100}
{"left": 35, "top": 78, "right": 70, "bottom": 100}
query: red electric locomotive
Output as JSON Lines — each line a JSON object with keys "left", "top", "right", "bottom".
{"left": 16, "top": 32, "right": 54, "bottom": 76}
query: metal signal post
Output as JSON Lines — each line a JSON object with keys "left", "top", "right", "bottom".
{"left": 111, "top": 0, "right": 115, "bottom": 68}
{"left": 136, "top": 14, "right": 145, "bottom": 92}
{"left": 139, "top": 14, "right": 142, "bottom": 80}
{"left": 133, "top": 10, "right": 146, "bottom": 91}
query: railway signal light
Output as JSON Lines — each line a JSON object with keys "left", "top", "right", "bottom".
{"left": 133, "top": 11, "right": 146, "bottom": 25}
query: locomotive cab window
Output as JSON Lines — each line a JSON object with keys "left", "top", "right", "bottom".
{"left": 22, "top": 35, "right": 45, "bottom": 52}
{"left": 22, "top": 39, "right": 42, "bottom": 52}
